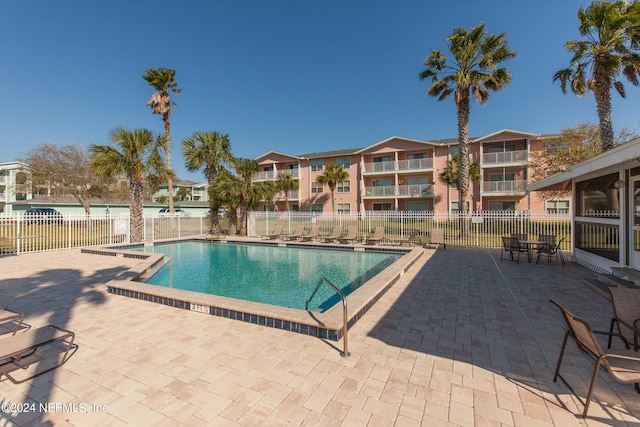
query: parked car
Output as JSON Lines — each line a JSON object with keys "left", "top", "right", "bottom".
{"left": 24, "top": 208, "right": 64, "bottom": 224}
{"left": 158, "top": 208, "right": 190, "bottom": 217}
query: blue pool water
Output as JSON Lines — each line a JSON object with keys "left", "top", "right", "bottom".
{"left": 135, "top": 242, "right": 402, "bottom": 311}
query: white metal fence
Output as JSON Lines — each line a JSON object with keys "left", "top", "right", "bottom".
{"left": 0, "top": 212, "right": 211, "bottom": 255}
{"left": 248, "top": 211, "right": 572, "bottom": 250}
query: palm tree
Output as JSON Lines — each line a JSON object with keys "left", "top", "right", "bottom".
{"left": 143, "top": 68, "right": 181, "bottom": 213}
{"left": 439, "top": 153, "right": 480, "bottom": 188}
{"left": 316, "top": 163, "right": 349, "bottom": 213}
{"left": 275, "top": 172, "right": 299, "bottom": 211}
{"left": 182, "top": 131, "right": 233, "bottom": 234}
{"left": 233, "top": 158, "right": 275, "bottom": 235}
{"left": 211, "top": 168, "right": 242, "bottom": 235}
{"left": 554, "top": 0, "right": 640, "bottom": 152}
{"left": 90, "top": 127, "right": 167, "bottom": 242}
{"left": 420, "top": 23, "right": 516, "bottom": 234}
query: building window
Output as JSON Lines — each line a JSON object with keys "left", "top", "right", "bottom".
{"left": 450, "top": 201, "right": 471, "bottom": 212}
{"left": 337, "top": 203, "right": 350, "bottom": 214}
{"left": 311, "top": 181, "right": 323, "bottom": 194}
{"left": 310, "top": 160, "right": 324, "bottom": 172}
{"left": 575, "top": 172, "right": 620, "bottom": 218}
{"left": 488, "top": 201, "right": 516, "bottom": 211}
{"left": 290, "top": 204, "right": 299, "bottom": 211}
{"left": 546, "top": 200, "right": 570, "bottom": 214}
{"left": 337, "top": 180, "right": 350, "bottom": 193}
{"left": 336, "top": 157, "right": 351, "bottom": 169}
{"left": 311, "top": 203, "right": 323, "bottom": 213}
{"left": 372, "top": 202, "right": 392, "bottom": 210}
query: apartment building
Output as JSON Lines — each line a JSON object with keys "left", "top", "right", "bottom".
{"left": 0, "top": 162, "right": 31, "bottom": 215}
{"left": 254, "top": 129, "right": 568, "bottom": 213}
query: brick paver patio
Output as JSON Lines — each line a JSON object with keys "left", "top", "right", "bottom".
{"left": 0, "top": 245, "right": 638, "bottom": 426}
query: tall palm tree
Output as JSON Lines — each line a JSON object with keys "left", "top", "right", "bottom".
{"left": 420, "top": 23, "right": 516, "bottom": 233}
{"left": 143, "top": 68, "right": 181, "bottom": 213}
{"left": 182, "top": 131, "right": 232, "bottom": 234}
{"left": 316, "top": 163, "right": 349, "bottom": 213}
{"left": 211, "top": 168, "right": 242, "bottom": 235}
{"left": 90, "top": 127, "right": 167, "bottom": 242}
{"left": 275, "top": 172, "right": 299, "bottom": 211}
{"left": 554, "top": 0, "right": 640, "bottom": 152}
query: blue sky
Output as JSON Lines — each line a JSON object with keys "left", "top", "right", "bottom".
{"left": 2, "top": 0, "right": 640, "bottom": 182}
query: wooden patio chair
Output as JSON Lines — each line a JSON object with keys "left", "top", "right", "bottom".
{"left": 0, "top": 325, "right": 76, "bottom": 384}
{"left": 549, "top": 300, "right": 640, "bottom": 417}
{"left": 608, "top": 286, "right": 640, "bottom": 351}
{"left": 0, "top": 308, "right": 24, "bottom": 336}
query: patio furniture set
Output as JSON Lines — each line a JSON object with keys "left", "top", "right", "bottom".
{"left": 501, "top": 233, "right": 565, "bottom": 265}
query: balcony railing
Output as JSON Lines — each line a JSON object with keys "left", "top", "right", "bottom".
{"left": 274, "top": 190, "right": 300, "bottom": 200}
{"left": 364, "top": 184, "right": 434, "bottom": 198}
{"left": 252, "top": 169, "right": 299, "bottom": 181}
{"left": 482, "top": 180, "right": 527, "bottom": 193}
{"left": 364, "top": 159, "right": 433, "bottom": 174}
{"left": 482, "top": 150, "right": 527, "bottom": 165}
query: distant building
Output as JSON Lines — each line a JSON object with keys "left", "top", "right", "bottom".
{"left": 254, "top": 129, "right": 567, "bottom": 213}
{"left": 0, "top": 162, "right": 31, "bottom": 215}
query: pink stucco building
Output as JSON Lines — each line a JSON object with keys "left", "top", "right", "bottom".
{"left": 254, "top": 129, "right": 567, "bottom": 213}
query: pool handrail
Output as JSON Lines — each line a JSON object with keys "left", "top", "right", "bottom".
{"left": 305, "top": 277, "right": 350, "bottom": 357}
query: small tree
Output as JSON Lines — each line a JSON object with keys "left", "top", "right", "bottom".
{"left": 275, "top": 172, "right": 299, "bottom": 211}
{"left": 316, "top": 163, "right": 349, "bottom": 213}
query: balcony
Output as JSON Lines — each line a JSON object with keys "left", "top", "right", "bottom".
{"left": 0, "top": 176, "right": 5, "bottom": 184}
{"left": 274, "top": 190, "right": 299, "bottom": 201}
{"left": 364, "top": 184, "right": 434, "bottom": 198}
{"left": 252, "top": 169, "right": 300, "bottom": 182}
{"left": 482, "top": 150, "right": 527, "bottom": 166}
{"left": 482, "top": 180, "right": 527, "bottom": 194}
{"left": 363, "top": 159, "right": 433, "bottom": 174}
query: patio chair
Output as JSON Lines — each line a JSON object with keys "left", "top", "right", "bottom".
{"left": 549, "top": 300, "right": 640, "bottom": 417}
{"left": 428, "top": 228, "right": 446, "bottom": 250}
{"left": 339, "top": 226, "right": 359, "bottom": 244}
{"left": 501, "top": 236, "right": 526, "bottom": 263}
{"left": 298, "top": 226, "right": 320, "bottom": 242}
{"left": 364, "top": 227, "right": 385, "bottom": 245}
{"left": 394, "top": 229, "right": 422, "bottom": 246}
{"left": 280, "top": 225, "right": 305, "bottom": 241}
{"left": 0, "top": 308, "right": 24, "bottom": 335}
{"left": 0, "top": 325, "right": 76, "bottom": 384}
{"left": 261, "top": 224, "right": 284, "bottom": 240}
{"left": 608, "top": 286, "right": 640, "bottom": 351}
{"left": 536, "top": 237, "right": 565, "bottom": 266}
{"left": 320, "top": 226, "right": 343, "bottom": 243}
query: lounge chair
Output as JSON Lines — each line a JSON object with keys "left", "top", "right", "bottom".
{"left": 549, "top": 300, "right": 640, "bottom": 417}
{"left": 320, "top": 226, "right": 343, "bottom": 243}
{"left": 394, "top": 229, "right": 422, "bottom": 246}
{"left": 608, "top": 286, "right": 640, "bottom": 351}
{"left": 501, "top": 236, "right": 526, "bottom": 263}
{"left": 364, "top": 227, "right": 385, "bottom": 245}
{"left": 0, "top": 308, "right": 24, "bottom": 335}
{"left": 339, "top": 226, "right": 359, "bottom": 244}
{"left": 535, "top": 237, "right": 565, "bottom": 266}
{"left": 281, "top": 225, "right": 305, "bottom": 241}
{"left": 298, "top": 226, "right": 320, "bottom": 242}
{"left": 428, "top": 228, "right": 446, "bottom": 250}
{"left": 0, "top": 325, "right": 75, "bottom": 384}
{"left": 261, "top": 224, "right": 284, "bottom": 240}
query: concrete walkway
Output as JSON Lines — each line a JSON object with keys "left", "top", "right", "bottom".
{"left": 0, "top": 246, "right": 638, "bottom": 426}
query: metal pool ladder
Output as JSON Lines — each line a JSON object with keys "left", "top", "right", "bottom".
{"left": 305, "top": 277, "right": 351, "bottom": 357}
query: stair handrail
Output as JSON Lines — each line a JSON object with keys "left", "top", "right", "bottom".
{"left": 305, "top": 277, "right": 350, "bottom": 357}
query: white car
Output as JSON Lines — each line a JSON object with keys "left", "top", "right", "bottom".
{"left": 158, "top": 208, "right": 190, "bottom": 217}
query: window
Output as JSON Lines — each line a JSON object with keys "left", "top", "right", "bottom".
{"left": 290, "top": 204, "right": 299, "bottom": 211}
{"left": 546, "top": 200, "right": 570, "bottom": 214}
{"left": 311, "top": 203, "right": 323, "bottom": 213}
{"left": 373, "top": 155, "right": 392, "bottom": 163}
{"left": 310, "top": 160, "right": 324, "bottom": 172}
{"left": 337, "top": 203, "right": 350, "bottom": 214}
{"left": 450, "top": 201, "right": 470, "bottom": 212}
{"left": 406, "top": 202, "right": 428, "bottom": 211}
{"left": 576, "top": 173, "right": 620, "bottom": 218}
{"left": 488, "top": 201, "right": 516, "bottom": 211}
{"left": 336, "top": 157, "right": 351, "bottom": 169}
{"left": 311, "top": 181, "right": 323, "bottom": 194}
{"left": 372, "top": 203, "right": 392, "bottom": 210}
{"left": 337, "top": 180, "right": 350, "bottom": 193}
{"left": 406, "top": 153, "right": 427, "bottom": 160}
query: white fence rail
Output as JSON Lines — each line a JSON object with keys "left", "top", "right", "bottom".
{"left": 249, "top": 211, "right": 572, "bottom": 250}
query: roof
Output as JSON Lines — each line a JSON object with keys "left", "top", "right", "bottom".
{"left": 529, "top": 137, "right": 640, "bottom": 192}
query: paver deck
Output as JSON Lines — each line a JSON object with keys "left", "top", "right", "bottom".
{"left": 0, "top": 244, "right": 638, "bottom": 426}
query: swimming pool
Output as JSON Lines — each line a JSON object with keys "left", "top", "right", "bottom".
{"left": 97, "top": 238, "right": 423, "bottom": 341}
{"left": 136, "top": 241, "right": 401, "bottom": 311}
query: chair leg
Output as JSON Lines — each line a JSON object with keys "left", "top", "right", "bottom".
{"left": 607, "top": 319, "right": 616, "bottom": 349}
{"left": 553, "top": 331, "right": 570, "bottom": 382}
{"left": 582, "top": 361, "right": 602, "bottom": 418}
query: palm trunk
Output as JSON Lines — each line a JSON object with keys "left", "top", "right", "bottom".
{"left": 593, "top": 65, "right": 614, "bottom": 152}
{"left": 228, "top": 206, "right": 238, "bottom": 235}
{"left": 129, "top": 180, "right": 145, "bottom": 242}
{"left": 238, "top": 202, "right": 249, "bottom": 236}
{"left": 164, "top": 112, "right": 175, "bottom": 213}
{"left": 457, "top": 88, "right": 471, "bottom": 238}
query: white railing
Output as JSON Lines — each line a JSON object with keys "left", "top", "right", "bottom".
{"left": 252, "top": 169, "right": 300, "bottom": 181}
{"left": 482, "top": 180, "right": 527, "bottom": 193}
{"left": 0, "top": 176, "right": 5, "bottom": 184}
{"left": 364, "top": 159, "right": 433, "bottom": 173}
{"left": 274, "top": 190, "right": 300, "bottom": 200}
{"left": 363, "top": 161, "right": 397, "bottom": 173}
{"left": 482, "top": 150, "right": 527, "bottom": 165}
{"left": 364, "top": 184, "right": 434, "bottom": 198}
{"left": 248, "top": 210, "right": 572, "bottom": 250}
{"left": 364, "top": 185, "right": 397, "bottom": 197}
